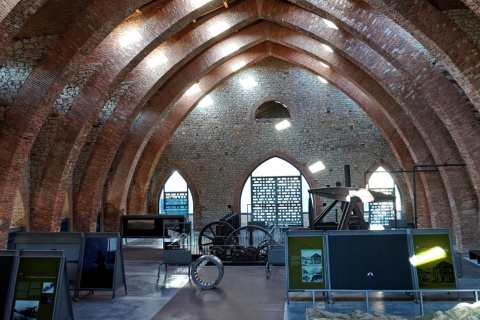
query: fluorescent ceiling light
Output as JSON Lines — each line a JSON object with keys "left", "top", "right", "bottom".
{"left": 275, "top": 120, "right": 291, "bottom": 131}
{"left": 209, "top": 21, "right": 230, "bottom": 37}
{"left": 186, "top": 83, "right": 201, "bottom": 96}
{"left": 322, "top": 43, "right": 333, "bottom": 52}
{"left": 240, "top": 76, "right": 257, "bottom": 89}
{"left": 323, "top": 18, "right": 338, "bottom": 30}
{"left": 318, "top": 76, "right": 328, "bottom": 83}
{"left": 309, "top": 161, "right": 325, "bottom": 173}
{"left": 320, "top": 62, "right": 329, "bottom": 68}
{"left": 191, "top": 0, "right": 214, "bottom": 9}
{"left": 119, "top": 29, "right": 142, "bottom": 46}
{"left": 231, "top": 61, "right": 246, "bottom": 71}
{"left": 222, "top": 43, "right": 240, "bottom": 56}
{"left": 198, "top": 96, "right": 213, "bottom": 108}
{"left": 147, "top": 52, "right": 168, "bottom": 68}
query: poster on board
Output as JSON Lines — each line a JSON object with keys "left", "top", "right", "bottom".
{"left": 10, "top": 256, "right": 62, "bottom": 320}
{"left": 411, "top": 229, "right": 457, "bottom": 289}
{"left": 287, "top": 230, "right": 326, "bottom": 291}
{"left": 80, "top": 236, "right": 118, "bottom": 289}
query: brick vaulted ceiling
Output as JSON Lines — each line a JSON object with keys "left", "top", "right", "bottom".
{"left": 0, "top": 0, "right": 479, "bottom": 251}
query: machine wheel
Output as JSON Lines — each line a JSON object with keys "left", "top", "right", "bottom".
{"left": 225, "top": 225, "right": 273, "bottom": 248}
{"left": 198, "top": 221, "right": 235, "bottom": 251}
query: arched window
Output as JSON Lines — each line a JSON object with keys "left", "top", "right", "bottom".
{"left": 364, "top": 166, "right": 403, "bottom": 228}
{"left": 255, "top": 101, "right": 291, "bottom": 119}
{"left": 159, "top": 171, "right": 193, "bottom": 223}
{"left": 240, "top": 157, "right": 311, "bottom": 227}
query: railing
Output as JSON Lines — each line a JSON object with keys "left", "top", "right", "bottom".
{"left": 300, "top": 288, "right": 480, "bottom": 316}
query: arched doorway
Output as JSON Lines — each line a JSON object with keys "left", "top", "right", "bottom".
{"left": 158, "top": 171, "right": 194, "bottom": 225}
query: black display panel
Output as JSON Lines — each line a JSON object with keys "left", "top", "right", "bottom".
{"left": 328, "top": 231, "right": 413, "bottom": 290}
{"left": 80, "top": 236, "right": 117, "bottom": 289}
{"left": 0, "top": 253, "right": 15, "bottom": 318}
{"left": 121, "top": 214, "right": 185, "bottom": 237}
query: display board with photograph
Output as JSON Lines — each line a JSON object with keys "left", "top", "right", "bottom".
{"left": 8, "top": 250, "right": 73, "bottom": 320}
{"left": 411, "top": 229, "right": 457, "bottom": 289}
{"left": 79, "top": 233, "right": 126, "bottom": 300}
{"left": 121, "top": 214, "right": 185, "bottom": 238}
{"left": 0, "top": 251, "right": 16, "bottom": 319}
{"left": 13, "top": 232, "right": 83, "bottom": 291}
{"left": 286, "top": 230, "right": 326, "bottom": 291}
{"left": 327, "top": 230, "right": 414, "bottom": 290}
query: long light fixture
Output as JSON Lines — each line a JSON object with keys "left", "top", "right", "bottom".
{"left": 309, "top": 161, "right": 326, "bottom": 173}
{"left": 240, "top": 76, "right": 257, "bottom": 89}
{"left": 119, "top": 29, "right": 142, "bottom": 46}
{"left": 275, "top": 120, "right": 291, "bottom": 131}
{"left": 191, "top": 0, "right": 214, "bottom": 9}
{"left": 186, "top": 83, "right": 201, "bottom": 96}
{"left": 222, "top": 43, "right": 240, "bottom": 56}
{"left": 198, "top": 96, "right": 213, "bottom": 108}
{"left": 318, "top": 76, "right": 328, "bottom": 84}
{"left": 323, "top": 18, "right": 338, "bottom": 30}
{"left": 320, "top": 62, "right": 329, "bottom": 68}
{"left": 231, "top": 61, "right": 246, "bottom": 71}
{"left": 322, "top": 44, "right": 333, "bottom": 52}
{"left": 147, "top": 52, "right": 168, "bottom": 68}
{"left": 209, "top": 20, "right": 230, "bottom": 37}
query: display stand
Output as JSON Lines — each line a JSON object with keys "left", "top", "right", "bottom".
{"left": 0, "top": 250, "right": 16, "bottom": 319}
{"left": 13, "top": 232, "right": 83, "bottom": 299}
{"left": 327, "top": 230, "right": 415, "bottom": 291}
{"left": 6, "top": 250, "right": 73, "bottom": 320}
{"left": 285, "top": 230, "right": 326, "bottom": 301}
{"left": 78, "top": 232, "right": 127, "bottom": 302}
{"left": 410, "top": 228, "right": 458, "bottom": 289}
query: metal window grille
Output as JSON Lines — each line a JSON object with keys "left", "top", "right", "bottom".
{"left": 164, "top": 191, "right": 188, "bottom": 220}
{"left": 251, "top": 176, "right": 302, "bottom": 225}
{"left": 365, "top": 187, "right": 395, "bottom": 225}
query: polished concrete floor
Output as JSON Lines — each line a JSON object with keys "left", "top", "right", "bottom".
{"left": 71, "top": 239, "right": 480, "bottom": 320}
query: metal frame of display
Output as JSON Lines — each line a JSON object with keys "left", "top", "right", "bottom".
{"left": 284, "top": 228, "right": 475, "bottom": 315}
{"left": 285, "top": 229, "right": 327, "bottom": 301}
{"left": 78, "top": 232, "right": 127, "bottom": 302}
{"left": 12, "top": 232, "right": 84, "bottom": 300}
{"left": 5, "top": 250, "right": 73, "bottom": 320}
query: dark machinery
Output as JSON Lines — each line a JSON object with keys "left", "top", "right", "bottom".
{"left": 309, "top": 187, "right": 395, "bottom": 230}
{"left": 197, "top": 222, "right": 273, "bottom": 263}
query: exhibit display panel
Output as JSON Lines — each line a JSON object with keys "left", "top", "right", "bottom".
{"left": 411, "top": 229, "right": 457, "bottom": 289}
{"left": 7, "top": 250, "right": 73, "bottom": 320}
{"left": 79, "top": 233, "right": 126, "bottom": 301}
{"left": 121, "top": 214, "right": 185, "bottom": 238}
{"left": 13, "top": 232, "right": 83, "bottom": 291}
{"left": 286, "top": 230, "right": 326, "bottom": 291}
{"left": 0, "top": 251, "right": 16, "bottom": 319}
{"left": 327, "top": 230, "right": 414, "bottom": 290}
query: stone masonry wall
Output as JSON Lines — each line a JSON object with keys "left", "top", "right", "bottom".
{"left": 150, "top": 58, "right": 400, "bottom": 228}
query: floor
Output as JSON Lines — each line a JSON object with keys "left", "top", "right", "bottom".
{"left": 71, "top": 239, "right": 480, "bottom": 320}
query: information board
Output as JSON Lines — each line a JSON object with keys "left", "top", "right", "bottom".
{"left": 79, "top": 233, "right": 126, "bottom": 301}
{"left": 286, "top": 230, "right": 326, "bottom": 291}
{"left": 411, "top": 229, "right": 457, "bottom": 289}
{"left": 13, "top": 232, "right": 83, "bottom": 291}
{"left": 327, "top": 230, "right": 414, "bottom": 290}
{"left": 8, "top": 250, "right": 73, "bottom": 320}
